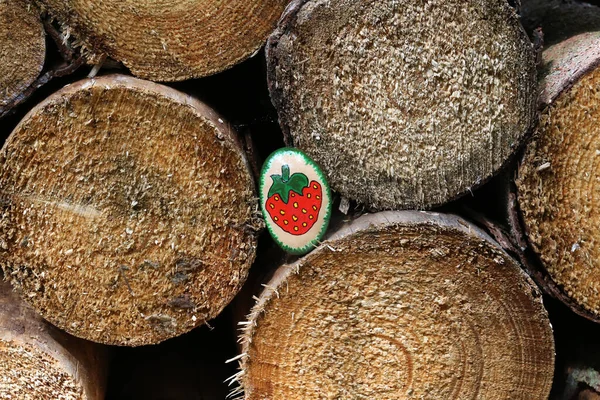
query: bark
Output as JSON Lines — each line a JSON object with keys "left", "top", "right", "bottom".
{"left": 514, "top": 32, "right": 600, "bottom": 323}
{"left": 520, "top": 0, "right": 600, "bottom": 46}
{"left": 234, "top": 211, "right": 555, "bottom": 400}
{"left": 0, "top": 74, "right": 261, "bottom": 346}
{"left": 34, "top": 0, "right": 289, "bottom": 81}
{"left": 0, "top": 0, "right": 45, "bottom": 115}
{"left": 0, "top": 279, "right": 107, "bottom": 399}
{"left": 266, "top": 0, "right": 537, "bottom": 210}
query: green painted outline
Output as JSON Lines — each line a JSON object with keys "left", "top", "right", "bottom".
{"left": 260, "top": 147, "right": 332, "bottom": 255}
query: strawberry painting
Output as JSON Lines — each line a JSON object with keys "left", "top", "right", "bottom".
{"left": 260, "top": 148, "right": 331, "bottom": 255}
{"left": 265, "top": 165, "right": 322, "bottom": 235}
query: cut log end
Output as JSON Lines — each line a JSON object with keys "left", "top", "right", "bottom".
{"left": 0, "top": 74, "right": 259, "bottom": 346}
{"left": 0, "top": 281, "right": 106, "bottom": 399}
{"left": 0, "top": 342, "right": 86, "bottom": 398}
{"left": 0, "top": 0, "right": 45, "bottom": 109}
{"left": 238, "top": 212, "right": 554, "bottom": 399}
{"left": 267, "top": 0, "right": 536, "bottom": 210}
{"left": 38, "top": 0, "right": 288, "bottom": 81}
{"left": 517, "top": 33, "right": 600, "bottom": 322}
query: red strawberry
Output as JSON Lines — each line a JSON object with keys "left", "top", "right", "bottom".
{"left": 265, "top": 165, "right": 323, "bottom": 236}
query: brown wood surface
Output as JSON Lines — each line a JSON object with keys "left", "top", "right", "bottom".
{"left": 0, "top": 279, "right": 107, "bottom": 399}
{"left": 266, "top": 0, "right": 537, "bottom": 210}
{"left": 0, "top": 74, "right": 261, "bottom": 346}
{"left": 0, "top": 0, "right": 45, "bottom": 113}
{"left": 35, "top": 0, "right": 289, "bottom": 81}
{"left": 236, "top": 211, "right": 555, "bottom": 400}
{"left": 515, "top": 32, "right": 600, "bottom": 324}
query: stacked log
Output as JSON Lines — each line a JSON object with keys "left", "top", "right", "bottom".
{"left": 0, "top": 0, "right": 45, "bottom": 114}
{"left": 236, "top": 212, "right": 555, "bottom": 400}
{"left": 0, "top": 279, "right": 107, "bottom": 399}
{"left": 0, "top": 74, "right": 260, "bottom": 346}
{"left": 35, "top": 0, "right": 289, "bottom": 81}
{"left": 266, "top": 0, "right": 537, "bottom": 210}
{"left": 5, "top": 0, "right": 594, "bottom": 397}
{"left": 515, "top": 31, "right": 600, "bottom": 323}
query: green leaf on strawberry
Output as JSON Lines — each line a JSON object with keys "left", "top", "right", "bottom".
{"left": 268, "top": 164, "right": 309, "bottom": 204}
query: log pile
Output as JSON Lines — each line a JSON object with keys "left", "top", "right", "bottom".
{"left": 4, "top": 0, "right": 600, "bottom": 398}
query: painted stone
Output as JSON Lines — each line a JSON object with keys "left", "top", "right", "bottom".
{"left": 260, "top": 148, "right": 332, "bottom": 255}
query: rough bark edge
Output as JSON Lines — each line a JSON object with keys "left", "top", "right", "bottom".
{"left": 265, "top": 0, "right": 538, "bottom": 211}
{"left": 539, "top": 31, "right": 600, "bottom": 105}
{"left": 561, "top": 367, "right": 600, "bottom": 399}
{"left": 265, "top": 0, "right": 307, "bottom": 147}
{"left": 33, "top": 0, "right": 115, "bottom": 66}
{"left": 227, "top": 210, "right": 554, "bottom": 399}
{"left": 466, "top": 161, "right": 600, "bottom": 324}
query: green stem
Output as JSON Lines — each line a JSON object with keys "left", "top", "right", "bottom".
{"left": 281, "top": 164, "right": 290, "bottom": 182}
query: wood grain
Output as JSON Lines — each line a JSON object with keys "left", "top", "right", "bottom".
{"left": 266, "top": 0, "right": 536, "bottom": 210}
{"left": 35, "top": 0, "right": 289, "bottom": 81}
{"left": 0, "top": 75, "right": 260, "bottom": 345}
{"left": 236, "top": 211, "right": 555, "bottom": 400}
